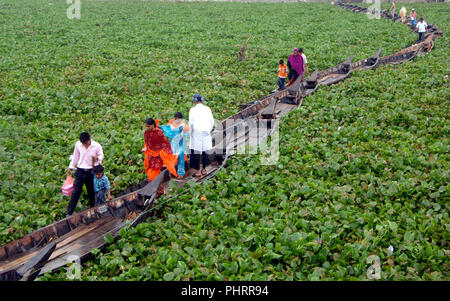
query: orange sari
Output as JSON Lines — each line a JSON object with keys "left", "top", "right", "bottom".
{"left": 144, "top": 124, "right": 178, "bottom": 182}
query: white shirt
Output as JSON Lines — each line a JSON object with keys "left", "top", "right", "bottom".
{"left": 416, "top": 21, "right": 427, "bottom": 33}
{"left": 69, "top": 140, "right": 104, "bottom": 170}
{"left": 301, "top": 53, "right": 307, "bottom": 65}
{"left": 189, "top": 103, "right": 215, "bottom": 152}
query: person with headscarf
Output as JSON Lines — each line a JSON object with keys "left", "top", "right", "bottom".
{"left": 390, "top": 2, "right": 396, "bottom": 18}
{"left": 287, "top": 48, "right": 304, "bottom": 86}
{"left": 189, "top": 94, "right": 214, "bottom": 177}
{"left": 400, "top": 6, "right": 407, "bottom": 23}
{"left": 160, "top": 112, "right": 190, "bottom": 178}
{"left": 142, "top": 118, "right": 178, "bottom": 183}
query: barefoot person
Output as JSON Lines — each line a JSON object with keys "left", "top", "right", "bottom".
{"left": 142, "top": 118, "right": 178, "bottom": 184}
{"left": 189, "top": 94, "right": 215, "bottom": 177}
{"left": 66, "top": 132, "right": 104, "bottom": 216}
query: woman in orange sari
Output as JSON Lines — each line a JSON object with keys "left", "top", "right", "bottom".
{"left": 142, "top": 118, "right": 178, "bottom": 183}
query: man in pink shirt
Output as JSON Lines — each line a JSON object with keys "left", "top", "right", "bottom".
{"left": 66, "top": 132, "right": 104, "bottom": 216}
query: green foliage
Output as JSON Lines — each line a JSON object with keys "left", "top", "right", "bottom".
{"left": 0, "top": 1, "right": 448, "bottom": 281}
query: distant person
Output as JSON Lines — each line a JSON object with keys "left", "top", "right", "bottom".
{"left": 92, "top": 164, "right": 112, "bottom": 206}
{"left": 400, "top": 6, "right": 407, "bottom": 23}
{"left": 287, "top": 48, "right": 304, "bottom": 85}
{"left": 189, "top": 94, "right": 214, "bottom": 177}
{"left": 66, "top": 132, "right": 104, "bottom": 216}
{"left": 410, "top": 8, "right": 418, "bottom": 27}
{"left": 299, "top": 48, "right": 308, "bottom": 75}
{"left": 142, "top": 118, "right": 178, "bottom": 183}
{"left": 161, "top": 112, "right": 190, "bottom": 179}
{"left": 390, "top": 2, "right": 396, "bottom": 17}
{"left": 416, "top": 18, "right": 428, "bottom": 41}
{"left": 277, "top": 59, "right": 287, "bottom": 90}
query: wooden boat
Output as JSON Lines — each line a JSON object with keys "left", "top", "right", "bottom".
{"left": 351, "top": 49, "right": 382, "bottom": 72}
{"left": 0, "top": 82, "right": 295, "bottom": 280}
{"left": 378, "top": 45, "right": 419, "bottom": 66}
{"left": 379, "top": 34, "right": 434, "bottom": 67}
{"left": 317, "top": 56, "right": 353, "bottom": 86}
{"left": 302, "top": 70, "right": 319, "bottom": 97}
{"left": 0, "top": 153, "right": 230, "bottom": 280}
{"left": 211, "top": 76, "right": 305, "bottom": 156}
{"left": 0, "top": 3, "right": 442, "bottom": 280}
{"left": 426, "top": 24, "right": 443, "bottom": 38}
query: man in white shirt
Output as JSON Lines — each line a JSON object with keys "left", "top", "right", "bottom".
{"left": 66, "top": 132, "right": 104, "bottom": 216}
{"left": 299, "top": 48, "right": 308, "bottom": 75}
{"left": 416, "top": 18, "right": 428, "bottom": 41}
{"left": 189, "top": 94, "right": 215, "bottom": 177}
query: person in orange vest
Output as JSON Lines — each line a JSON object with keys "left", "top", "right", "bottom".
{"left": 278, "top": 59, "right": 287, "bottom": 90}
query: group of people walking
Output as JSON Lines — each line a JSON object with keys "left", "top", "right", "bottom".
{"left": 65, "top": 94, "right": 214, "bottom": 216}
{"left": 277, "top": 47, "right": 308, "bottom": 90}
{"left": 142, "top": 94, "right": 214, "bottom": 183}
{"left": 392, "top": 3, "right": 427, "bottom": 41}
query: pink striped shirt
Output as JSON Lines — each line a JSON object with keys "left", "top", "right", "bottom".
{"left": 69, "top": 140, "right": 104, "bottom": 170}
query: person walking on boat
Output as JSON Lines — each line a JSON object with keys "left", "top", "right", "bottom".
{"left": 160, "top": 112, "right": 190, "bottom": 179}
{"left": 92, "top": 164, "right": 112, "bottom": 206}
{"left": 189, "top": 94, "right": 215, "bottom": 177}
{"left": 142, "top": 118, "right": 178, "bottom": 184}
{"left": 66, "top": 132, "right": 104, "bottom": 216}
{"left": 277, "top": 59, "right": 287, "bottom": 90}
{"left": 410, "top": 8, "right": 418, "bottom": 27}
{"left": 299, "top": 48, "right": 308, "bottom": 76}
{"left": 390, "top": 2, "right": 396, "bottom": 18}
{"left": 287, "top": 48, "right": 304, "bottom": 86}
{"left": 416, "top": 18, "right": 428, "bottom": 41}
{"left": 400, "top": 6, "right": 407, "bottom": 23}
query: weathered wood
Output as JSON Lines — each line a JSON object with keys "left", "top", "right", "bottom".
{"left": 317, "top": 56, "right": 353, "bottom": 86}
{"left": 0, "top": 3, "right": 442, "bottom": 279}
{"left": 0, "top": 241, "right": 56, "bottom": 281}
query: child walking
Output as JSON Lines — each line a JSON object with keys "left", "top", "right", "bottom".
{"left": 278, "top": 59, "right": 287, "bottom": 90}
{"left": 92, "top": 162, "right": 112, "bottom": 206}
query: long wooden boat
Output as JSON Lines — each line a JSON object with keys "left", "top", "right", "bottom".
{"left": 0, "top": 84, "right": 294, "bottom": 280}
{"left": 0, "top": 3, "right": 442, "bottom": 281}
{"left": 317, "top": 55, "right": 353, "bottom": 86}
{"left": 378, "top": 34, "right": 434, "bottom": 67}
{"left": 0, "top": 153, "right": 230, "bottom": 280}
{"left": 351, "top": 49, "right": 382, "bottom": 72}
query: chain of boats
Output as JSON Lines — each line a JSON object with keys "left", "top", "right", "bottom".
{"left": 0, "top": 3, "right": 442, "bottom": 281}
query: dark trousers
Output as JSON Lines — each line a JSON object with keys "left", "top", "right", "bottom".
{"left": 418, "top": 32, "right": 424, "bottom": 41}
{"left": 95, "top": 189, "right": 107, "bottom": 207}
{"left": 288, "top": 69, "right": 303, "bottom": 82}
{"left": 278, "top": 77, "right": 286, "bottom": 90}
{"left": 190, "top": 149, "right": 210, "bottom": 171}
{"left": 66, "top": 169, "right": 95, "bottom": 215}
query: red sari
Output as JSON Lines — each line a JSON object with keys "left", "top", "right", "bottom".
{"left": 144, "top": 125, "right": 178, "bottom": 182}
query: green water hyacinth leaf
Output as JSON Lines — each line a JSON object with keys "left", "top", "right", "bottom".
{"left": 104, "top": 233, "right": 114, "bottom": 245}
{"left": 0, "top": 0, "right": 447, "bottom": 281}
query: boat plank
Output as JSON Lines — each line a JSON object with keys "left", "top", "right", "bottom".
{"left": 0, "top": 217, "right": 120, "bottom": 273}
